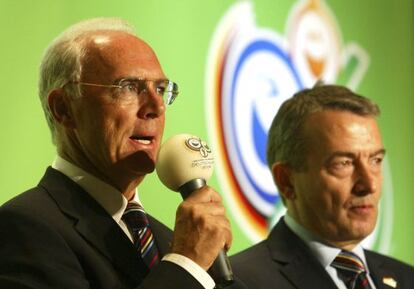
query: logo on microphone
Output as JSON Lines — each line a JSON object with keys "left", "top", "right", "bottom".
{"left": 205, "top": 0, "right": 393, "bottom": 252}
{"left": 185, "top": 137, "right": 212, "bottom": 158}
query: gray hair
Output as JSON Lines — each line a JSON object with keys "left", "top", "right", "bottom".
{"left": 266, "top": 84, "right": 380, "bottom": 171}
{"left": 38, "top": 17, "right": 136, "bottom": 144}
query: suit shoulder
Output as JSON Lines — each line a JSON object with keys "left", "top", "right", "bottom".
{"left": 1, "top": 185, "right": 56, "bottom": 214}
{"left": 230, "top": 240, "right": 268, "bottom": 264}
{"left": 365, "top": 250, "right": 414, "bottom": 271}
{"left": 1, "top": 186, "right": 49, "bottom": 211}
{"left": 0, "top": 185, "right": 69, "bottom": 230}
{"left": 230, "top": 239, "right": 299, "bottom": 288}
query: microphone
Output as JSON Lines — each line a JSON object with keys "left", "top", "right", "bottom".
{"left": 156, "top": 134, "right": 234, "bottom": 288}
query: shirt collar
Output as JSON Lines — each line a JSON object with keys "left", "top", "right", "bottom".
{"left": 52, "top": 155, "right": 141, "bottom": 223}
{"left": 284, "top": 214, "right": 369, "bottom": 272}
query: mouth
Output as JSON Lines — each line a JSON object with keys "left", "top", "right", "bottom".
{"left": 351, "top": 204, "right": 373, "bottom": 209}
{"left": 129, "top": 135, "right": 154, "bottom": 145}
{"left": 348, "top": 203, "right": 375, "bottom": 216}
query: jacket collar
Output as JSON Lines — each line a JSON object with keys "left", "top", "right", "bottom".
{"left": 365, "top": 251, "right": 399, "bottom": 289}
{"left": 39, "top": 167, "right": 155, "bottom": 285}
{"left": 266, "top": 218, "right": 338, "bottom": 289}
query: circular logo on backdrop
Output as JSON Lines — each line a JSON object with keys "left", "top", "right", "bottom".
{"left": 225, "top": 37, "right": 303, "bottom": 215}
{"left": 205, "top": 0, "right": 392, "bottom": 251}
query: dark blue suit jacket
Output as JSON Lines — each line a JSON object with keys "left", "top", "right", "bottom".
{"left": 0, "top": 167, "right": 245, "bottom": 289}
{"left": 231, "top": 218, "right": 414, "bottom": 289}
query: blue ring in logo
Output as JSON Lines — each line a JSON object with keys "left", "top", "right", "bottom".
{"left": 228, "top": 39, "right": 303, "bottom": 211}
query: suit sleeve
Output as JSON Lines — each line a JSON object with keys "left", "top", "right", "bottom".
{"left": 139, "top": 261, "right": 205, "bottom": 289}
{"left": 140, "top": 262, "right": 248, "bottom": 289}
{"left": 0, "top": 206, "right": 247, "bottom": 289}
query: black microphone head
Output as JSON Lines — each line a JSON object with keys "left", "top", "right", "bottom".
{"left": 156, "top": 134, "right": 214, "bottom": 191}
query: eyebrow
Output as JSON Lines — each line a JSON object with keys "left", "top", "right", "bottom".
{"left": 112, "top": 77, "right": 138, "bottom": 84}
{"left": 113, "top": 77, "right": 168, "bottom": 83}
{"left": 325, "top": 148, "right": 386, "bottom": 163}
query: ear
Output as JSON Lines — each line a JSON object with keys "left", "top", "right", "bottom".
{"left": 47, "top": 89, "right": 76, "bottom": 129}
{"left": 271, "top": 163, "right": 295, "bottom": 200}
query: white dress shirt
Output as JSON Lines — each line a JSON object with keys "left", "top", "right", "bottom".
{"left": 284, "top": 214, "right": 377, "bottom": 289}
{"left": 52, "top": 156, "right": 215, "bottom": 289}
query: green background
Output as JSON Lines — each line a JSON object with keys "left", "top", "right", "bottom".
{"left": 0, "top": 0, "right": 413, "bottom": 264}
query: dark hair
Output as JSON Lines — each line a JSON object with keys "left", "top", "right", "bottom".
{"left": 266, "top": 85, "right": 380, "bottom": 171}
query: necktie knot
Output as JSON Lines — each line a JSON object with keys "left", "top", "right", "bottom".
{"left": 122, "top": 202, "right": 149, "bottom": 230}
{"left": 331, "top": 250, "right": 372, "bottom": 289}
{"left": 332, "top": 250, "right": 366, "bottom": 274}
{"left": 122, "top": 202, "right": 159, "bottom": 269}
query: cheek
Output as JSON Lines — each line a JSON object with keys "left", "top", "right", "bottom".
{"left": 80, "top": 107, "right": 126, "bottom": 149}
{"left": 376, "top": 173, "right": 383, "bottom": 196}
{"left": 306, "top": 175, "right": 348, "bottom": 213}
{"left": 101, "top": 112, "right": 131, "bottom": 146}
{"left": 295, "top": 174, "right": 326, "bottom": 210}
{"left": 104, "top": 102, "right": 133, "bottom": 125}
{"left": 75, "top": 110, "right": 104, "bottom": 141}
{"left": 159, "top": 115, "right": 165, "bottom": 134}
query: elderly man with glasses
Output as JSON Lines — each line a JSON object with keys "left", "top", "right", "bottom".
{"left": 0, "top": 18, "right": 242, "bottom": 289}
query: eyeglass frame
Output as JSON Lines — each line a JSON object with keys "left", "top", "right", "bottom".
{"left": 63, "top": 77, "right": 179, "bottom": 105}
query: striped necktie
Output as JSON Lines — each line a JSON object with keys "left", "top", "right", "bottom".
{"left": 331, "top": 250, "right": 372, "bottom": 289}
{"left": 122, "top": 202, "right": 160, "bottom": 269}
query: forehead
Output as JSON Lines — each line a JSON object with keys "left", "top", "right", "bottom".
{"left": 302, "top": 110, "right": 383, "bottom": 157}
{"left": 80, "top": 31, "right": 165, "bottom": 81}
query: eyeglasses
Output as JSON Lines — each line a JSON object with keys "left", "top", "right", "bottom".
{"left": 67, "top": 78, "right": 179, "bottom": 105}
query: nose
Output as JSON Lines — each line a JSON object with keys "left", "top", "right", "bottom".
{"left": 137, "top": 87, "right": 166, "bottom": 119}
{"left": 352, "top": 161, "right": 379, "bottom": 196}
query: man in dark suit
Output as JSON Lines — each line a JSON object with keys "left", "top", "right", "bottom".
{"left": 231, "top": 85, "right": 414, "bottom": 288}
{"left": 0, "top": 18, "right": 241, "bottom": 289}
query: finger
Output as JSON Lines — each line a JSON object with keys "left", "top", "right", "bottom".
{"left": 210, "top": 215, "right": 232, "bottom": 251}
{"left": 177, "top": 200, "right": 227, "bottom": 220}
{"left": 213, "top": 215, "right": 233, "bottom": 249}
{"left": 185, "top": 186, "right": 222, "bottom": 203}
{"left": 175, "top": 202, "right": 231, "bottom": 240}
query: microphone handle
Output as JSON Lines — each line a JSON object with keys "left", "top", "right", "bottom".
{"left": 179, "top": 179, "right": 234, "bottom": 288}
{"left": 179, "top": 178, "right": 207, "bottom": 199}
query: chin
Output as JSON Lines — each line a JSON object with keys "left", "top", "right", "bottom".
{"left": 130, "top": 151, "right": 156, "bottom": 173}
{"left": 132, "top": 164, "right": 156, "bottom": 175}
{"left": 346, "top": 224, "right": 376, "bottom": 242}
{"left": 115, "top": 150, "right": 156, "bottom": 176}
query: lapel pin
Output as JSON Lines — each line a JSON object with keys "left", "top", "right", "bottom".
{"left": 382, "top": 277, "right": 397, "bottom": 288}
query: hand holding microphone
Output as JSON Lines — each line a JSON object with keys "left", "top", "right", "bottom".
{"left": 156, "top": 134, "right": 234, "bottom": 288}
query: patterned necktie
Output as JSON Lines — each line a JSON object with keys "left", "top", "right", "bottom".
{"left": 122, "top": 202, "right": 160, "bottom": 269}
{"left": 331, "top": 250, "right": 372, "bottom": 289}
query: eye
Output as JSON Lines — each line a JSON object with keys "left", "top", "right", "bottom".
{"left": 119, "top": 80, "right": 139, "bottom": 92}
{"left": 370, "top": 155, "right": 384, "bottom": 166}
{"left": 334, "top": 159, "right": 353, "bottom": 168}
{"left": 155, "top": 81, "right": 167, "bottom": 96}
{"left": 328, "top": 158, "right": 354, "bottom": 176}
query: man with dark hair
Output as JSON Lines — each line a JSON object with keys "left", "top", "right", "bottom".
{"left": 231, "top": 85, "right": 414, "bottom": 288}
{"left": 0, "top": 18, "right": 244, "bottom": 289}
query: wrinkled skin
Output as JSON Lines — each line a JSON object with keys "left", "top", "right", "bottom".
{"left": 48, "top": 31, "right": 232, "bottom": 270}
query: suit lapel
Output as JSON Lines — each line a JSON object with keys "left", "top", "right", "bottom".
{"left": 268, "top": 219, "right": 338, "bottom": 289}
{"left": 148, "top": 215, "right": 173, "bottom": 257}
{"left": 366, "top": 251, "right": 399, "bottom": 289}
{"left": 39, "top": 167, "right": 148, "bottom": 284}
